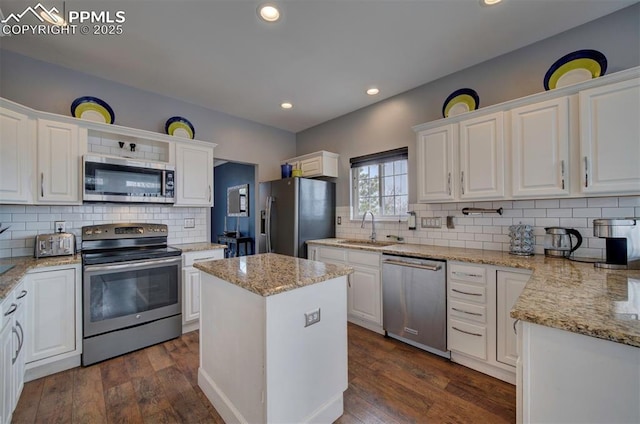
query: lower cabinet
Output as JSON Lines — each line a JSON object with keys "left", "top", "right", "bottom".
{"left": 447, "top": 261, "right": 531, "bottom": 384}
{"left": 496, "top": 270, "right": 530, "bottom": 367}
{"left": 182, "top": 248, "right": 225, "bottom": 332}
{"left": 313, "top": 245, "right": 383, "bottom": 333}
{"left": 1, "top": 281, "right": 27, "bottom": 424}
{"left": 23, "top": 265, "right": 81, "bottom": 382}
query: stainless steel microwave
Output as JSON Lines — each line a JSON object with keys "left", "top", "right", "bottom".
{"left": 83, "top": 155, "right": 175, "bottom": 203}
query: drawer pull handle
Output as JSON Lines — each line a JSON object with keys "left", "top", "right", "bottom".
{"left": 17, "top": 290, "right": 27, "bottom": 299}
{"left": 451, "top": 288, "right": 482, "bottom": 296}
{"left": 513, "top": 319, "right": 520, "bottom": 335}
{"left": 452, "top": 307, "right": 482, "bottom": 316}
{"left": 452, "top": 271, "right": 483, "bottom": 278}
{"left": 452, "top": 326, "right": 482, "bottom": 337}
{"left": 4, "top": 303, "right": 17, "bottom": 316}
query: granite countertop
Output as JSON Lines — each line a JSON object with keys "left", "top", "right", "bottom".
{"left": 194, "top": 252, "right": 353, "bottom": 297}
{"left": 0, "top": 255, "right": 81, "bottom": 301}
{"left": 308, "top": 238, "right": 640, "bottom": 348}
{"left": 171, "top": 242, "right": 227, "bottom": 253}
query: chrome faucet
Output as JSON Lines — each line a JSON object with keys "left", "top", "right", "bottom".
{"left": 361, "top": 211, "right": 376, "bottom": 242}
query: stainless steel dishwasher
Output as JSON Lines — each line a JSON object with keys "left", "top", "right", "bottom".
{"left": 382, "top": 254, "right": 450, "bottom": 358}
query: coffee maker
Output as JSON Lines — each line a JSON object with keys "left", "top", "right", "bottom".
{"left": 593, "top": 218, "right": 640, "bottom": 269}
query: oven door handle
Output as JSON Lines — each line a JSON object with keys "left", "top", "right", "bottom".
{"left": 84, "top": 257, "right": 182, "bottom": 272}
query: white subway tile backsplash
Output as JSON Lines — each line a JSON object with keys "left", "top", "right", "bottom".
{"left": 602, "top": 207, "right": 635, "bottom": 218}
{"left": 336, "top": 196, "right": 639, "bottom": 259}
{"left": 0, "top": 203, "right": 208, "bottom": 258}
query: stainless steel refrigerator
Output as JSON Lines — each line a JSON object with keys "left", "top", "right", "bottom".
{"left": 258, "top": 177, "right": 335, "bottom": 258}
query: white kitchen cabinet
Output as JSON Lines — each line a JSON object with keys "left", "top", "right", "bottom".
{"left": 0, "top": 281, "right": 26, "bottom": 424}
{"left": 307, "top": 245, "right": 319, "bottom": 261}
{"left": 37, "top": 118, "right": 86, "bottom": 204}
{"left": 519, "top": 322, "right": 640, "bottom": 424}
{"left": 182, "top": 248, "right": 225, "bottom": 332}
{"left": 284, "top": 151, "right": 339, "bottom": 178}
{"left": 580, "top": 78, "right": 640, "bottom": 195}
{"left": 511, "top": 97, "right": 570, "bottom": 198}
{"left": 316, "top": 245, "right": 382, "bottom": 333}
{"left": 175, "top": 142, "right": 214, "bottom": 206}
{"left": 496, "top": 270, "right": 530, "bottom": 367}
{"left": 415, "top": 112, "right": 504, "bottom": 202}
{"left": 459, "top": 111, "right": 505, "bottom": 199}
{"left": 0, "top": 107, "right": 35, "bottom": 204}
{"left": 24, "top": 268, "right": 77, "bottom": 364}
{"left": 416, "top": 125, "right": 456, "bottom": 202}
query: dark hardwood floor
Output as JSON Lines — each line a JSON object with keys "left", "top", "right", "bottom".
{"left": 13, "top": 324, "right": 515, "bottom": 423}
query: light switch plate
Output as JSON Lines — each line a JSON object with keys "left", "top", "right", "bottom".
{"left": 421, "top": 217, "right": 441, "bottom": 228}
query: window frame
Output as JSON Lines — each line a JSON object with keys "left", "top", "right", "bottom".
{"left": 349, "top": 148, "right": 409, "bottom": 221}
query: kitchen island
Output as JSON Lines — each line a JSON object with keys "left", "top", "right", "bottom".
{"left": 194, "top": 253, "right": 353, "bottom": 424}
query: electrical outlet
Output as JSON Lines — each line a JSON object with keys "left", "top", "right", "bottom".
{"left": 184, "top": 218, "right": 195, "bottom": 229}
{"left": 304, "top": 308, "right": 321, "bottom": 327}
{"left": 421, "top": 217, "right": 442, "bottom": 228}
{"left": 337, "top": 216, "right": 342, "bottom": 225}
{"left": 54, "top": 221, "right": 66, "bottom": 233}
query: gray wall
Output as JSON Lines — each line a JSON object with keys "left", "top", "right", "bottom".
{"left": 296, "top": 4, "right": 640, "bottom": 206}
{"left": 0, "top": 50, "right": 296, "bottom": 183}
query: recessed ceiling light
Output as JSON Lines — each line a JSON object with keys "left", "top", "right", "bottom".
{"left": 280, "top": 102, "right": 293, "bottom": 109}
{"left": 258, "top": 4, "right": 281, "bottom": 22}
{"left": 40, "top": 10, "right": 66, "bottom": 26}
{"left": 481, "top": 0, "right": 502, "bottom": 5}
{"left": 366, "top": 88, "right": 380, "bottom": 96}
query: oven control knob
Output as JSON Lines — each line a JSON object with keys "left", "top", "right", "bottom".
{"left": 84, "top": 230, "right": 93, "bottom": 235}
{"left": 94, "top": 229, "right": 102, "bottom": 234}
{"left": 137, "top": 228, "right": 143, "bottom": 234}
{"left": 161, "top": 228, "right": 166, "bottom": 232}
{"left": 136, "top": 314, "right": 141, "bottom": 319}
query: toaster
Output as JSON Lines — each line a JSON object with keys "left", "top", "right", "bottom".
{"left": 34, "top": 232, "right": 76, "bottom": 258}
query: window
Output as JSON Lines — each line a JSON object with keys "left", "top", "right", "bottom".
{"left": 350, "top": 147, "right": 408, "bottom": 220}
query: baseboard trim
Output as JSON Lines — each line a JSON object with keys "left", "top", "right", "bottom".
{"left": 25, "top": 355, "right": 81, "bottom": 382}
{"left": 451, "top": 352, "right": 516, "bottom": 384}
{"left": 303, "top": 392, "right": 344, "bottom": 424}
{"left": 347, "top": 316, "right": 384, "bottom": 335}
{"left": 198, "top": 367, "right": 249, "bottom": 424}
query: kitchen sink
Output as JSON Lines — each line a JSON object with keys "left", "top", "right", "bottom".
{"left": 337, "top": 239, "right": 397, "bottom": 247}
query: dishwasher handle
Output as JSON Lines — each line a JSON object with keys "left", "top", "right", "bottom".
{"left": 383, "top": 259, "right": 442, "bottom": 272}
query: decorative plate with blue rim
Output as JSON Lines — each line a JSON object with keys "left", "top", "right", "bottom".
{"left": 543, "top": 49, "right": 607, "bottom": 91}
{"left": 442, "top": 88, "right": 479, "bottom": 118}
{"left": 70, "top": 96, "right": 115, "bottom": 124}
{"left": 165, "top": 116, "right": 195, "bottom": 139}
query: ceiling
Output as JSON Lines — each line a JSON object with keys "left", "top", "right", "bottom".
{"left": 0, "top": 0, "right": 635, "bottom": 132}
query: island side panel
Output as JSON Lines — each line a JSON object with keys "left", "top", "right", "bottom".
{"left": 265, "top": 275, "right": 348, "bottom": 423}
{"left": 521, "top": 322, "right": 640, "bottom": 424}
{"left": 198, "top": 273, "right": 266, "bottom": 424}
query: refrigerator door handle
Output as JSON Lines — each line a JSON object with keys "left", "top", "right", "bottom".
{"left": 266, "top": 196, "right": 273, "bottom": 253}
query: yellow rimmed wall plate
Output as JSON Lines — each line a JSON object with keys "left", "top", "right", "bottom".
{"left": 544, "top": 49, "right": 607, "bottom": 90}
{"left": 442, "top": 88, "right": 479, "bottom": 118}
{"left": 70, "top": 96, "right": 115, "bottom": 124}
{"left": 165, "top": 116, "right": 195, "bottom": 139}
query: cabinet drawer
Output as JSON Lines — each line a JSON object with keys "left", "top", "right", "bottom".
{"left": 448, "top": 318, "right": 487, "bottom": 360}
{"left": 300, "top": 157, "right": 322, "bottom": 177}
{"left": 449, "top": 299, "right": 486, "bottom": 324}
{"left": 183, "top": 249, "right": 225, "bottom": 267}
{"left": 319, "top": 247, "right": 346, "bottom": 262}
{"left": 449, "top": 263, "right": 486, "bottom": 283}
{"left": 347, "top": 250, "right": 380, "bottom": 267}
{"left": 449, "top": 281, "right": 486, "bottom": 304}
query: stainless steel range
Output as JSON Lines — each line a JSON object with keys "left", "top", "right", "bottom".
{"left": 81, "top": 223, "right": 182, "bottom": 366}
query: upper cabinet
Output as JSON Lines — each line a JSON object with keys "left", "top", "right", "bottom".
{"left": 37, "top": 119, "right": 87, "bottom": 204}
{"left": 0, "top": 107, "right": 35, "bottom": 204}
{"left": 175, "top": 142, "right": 214, "bottom": 207}
{"left": 414, "top": 68, "right": 640, "bottom": 203}
{"left": 416, "top": 112, "right": 504, "bottom": 202}
{"left": 416, "top": 124, "right": 456, "bottom": 202}
{"left": 511, "top": 97, "right": 570, "bottom": 198}
{"left": 580, "top": 78, "right": 640, "bottom": 195}
{"left": 459, "top": 112, "right": 505, "bottom": 200}
{"left": 284, "top": 151, "right": 339, "bottom": 178}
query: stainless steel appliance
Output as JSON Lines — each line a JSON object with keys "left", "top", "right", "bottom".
{"left": 382, "top": 255, "right": 450, "bottom": 359}
{"left": 593, "top": 218, "right": 640, "bottom": 269}
{"left": 34, "top": 232, "right": 75, "bottom": 258}
{"left": 83, "top": 154, "right": 175, "bottom": 203}
{"left": 544, "top": 227, "right": 583, "bottom": 258}
{"left": 81, "top": 223, "right": 182, "bottom": 365}
{"left": 258, "top": 177, "right": 335, "bottom": 258}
